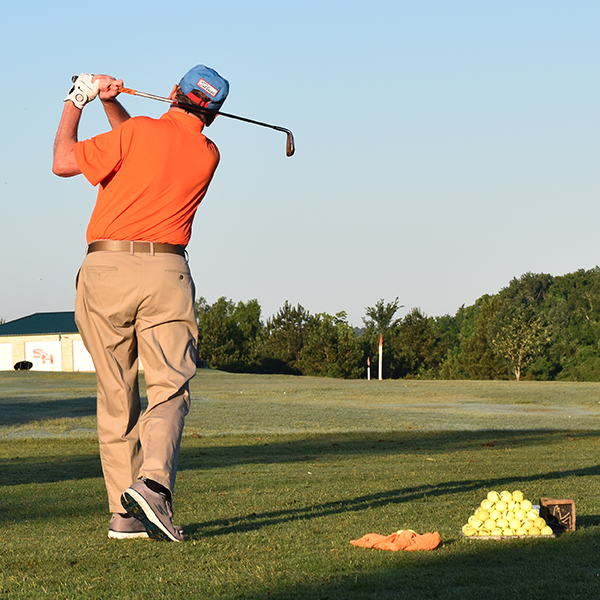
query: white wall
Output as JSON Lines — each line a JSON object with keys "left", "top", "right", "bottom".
{"left": 0, "top": 343, "right": 12, "bottom": 370}
{"left": 25, "top": 340, "right": 63, "bottom": 372}
{"left": 72, "top": 339, "right": 95, "bottom": 372}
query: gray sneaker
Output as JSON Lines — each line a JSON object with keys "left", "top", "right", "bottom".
{"left": 121, "top": 480, "right": 185, "bottom": 542}
{"left": 108, "top": 513, "right": 183, "bottom": 540}
{"left": 108, "top": 513, "right": 149, "bottom": 539}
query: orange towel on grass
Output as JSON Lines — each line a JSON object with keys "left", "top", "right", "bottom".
{"left": 350, "top": 529, "right": 440, "bottom": 551}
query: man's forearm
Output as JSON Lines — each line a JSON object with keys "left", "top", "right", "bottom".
{"left": 102, "top": 98, "right": 130, "bottom": 129}
{"left": 52, "top": 102, "right": 82, "bottom": 177}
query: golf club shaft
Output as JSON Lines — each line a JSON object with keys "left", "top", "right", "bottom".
{"left": 118, "top": 86, "right": 295, "bottom": 157}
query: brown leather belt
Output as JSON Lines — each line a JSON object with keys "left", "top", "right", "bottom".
{"left": 87, "top": 240, "right": 186, "bottom": 257}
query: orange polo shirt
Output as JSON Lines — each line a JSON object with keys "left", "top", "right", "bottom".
{"left": 74, "top": 110, "right": 220, "bottom": 246}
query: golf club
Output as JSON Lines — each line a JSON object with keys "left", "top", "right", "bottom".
{"left": 118, "top": 85, "right": 295, "bottom": 157}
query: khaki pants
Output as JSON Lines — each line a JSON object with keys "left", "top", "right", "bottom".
{"left": 75, "top": 249, "right": 197, "bottom": 513}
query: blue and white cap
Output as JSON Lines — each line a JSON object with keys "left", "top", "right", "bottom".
{"left": 179, "top": 65, "right": 229, "bottom": 111}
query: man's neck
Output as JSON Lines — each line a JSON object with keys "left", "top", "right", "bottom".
{"left": 167, "top": 105, "right": 205, "bottom": 129}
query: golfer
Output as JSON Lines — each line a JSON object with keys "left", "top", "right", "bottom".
{"left": 52, "top": 65, "right": 229, "bottom": 541}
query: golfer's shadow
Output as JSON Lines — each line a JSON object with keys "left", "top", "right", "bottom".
{"left": 183, "top": 464, "right": 600, "bottom": 538}
{"left": 577, "top": 514, "right": 600, "bottom": 528}
{"left": 0, "top": 397, "right": 96, "bottom": 426}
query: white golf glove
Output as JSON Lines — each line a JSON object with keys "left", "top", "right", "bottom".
{"left": 65, "top": 73, "right": 100, "bottom": 109}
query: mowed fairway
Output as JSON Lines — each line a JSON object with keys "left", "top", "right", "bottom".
{"left": 1, "top": 371, "right": 600, "bottom": 599}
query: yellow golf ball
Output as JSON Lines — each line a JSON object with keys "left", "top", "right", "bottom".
{"left": 477, "top": 509, "right": 490, "bottom": 521}
{"left": 487, "top": 491, "right": 500, "bottom": 503}
{"left": 514, "top": 509, "right": 526, "bottom": 521}
{"left": 512, "top": 490, "right": 524, "bottom": 502}
{"left": 522, "top": 519, "right": 534, "bottom": 531}
{"left": 521, "top": 499, "right": 533, "bottom": 512}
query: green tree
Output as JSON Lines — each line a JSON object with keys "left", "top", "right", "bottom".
{"left": 543, "top": 268, "right": 600, "bottom": 380}
{"left": 191, "top": 266, "right": 600, "bottom": 381}
{"left": 196, "top": 296, "right": 239, "bottom": 367}
{"left": 500, "top": 272, "right": 553, "bottom": 309}
{"left": 231, "top": 298, "right": 263, "bottom": 365}
{"left": 261, "top": 302, "right": 313, "bottom": 374}
{"left": 196, "top": 297, "right": 263, "bottom": 369}
{"left": 361, "top": 298, "right": 404, "bottom": 379}
{"left": 489, "top": 307, "right": 550, "bottom": 381}
{"left": 456, "top": 296, "right": 510, "bottom": 380}
{"left": 298, "top": 311, "right": 362, "bottom": 378}
{"left": 393, "top": 308, "right": 454, "bottom": 378}
{"left": 364, "top": 298, "right": 403, "bottom": 331}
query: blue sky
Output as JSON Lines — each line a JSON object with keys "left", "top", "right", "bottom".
{"left": 1, "top": 1, "right": 599, "bottom": 326}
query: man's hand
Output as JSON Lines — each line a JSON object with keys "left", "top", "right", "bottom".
{"left": 65, "top": 73, "right": 100, "bottom": 109}
{"left": 90, "top": 75, "right": 130, "bottom": 129}
{"left": 93, "top": 75, "right": 124, "bottom": 102}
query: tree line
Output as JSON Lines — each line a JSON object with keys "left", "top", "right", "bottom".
{"left": 195, "top": 267, "right": 600, "bottom": 381}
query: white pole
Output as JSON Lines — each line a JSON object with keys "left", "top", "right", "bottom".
{"left": 367, "top": 356, "right": 371, "bottom": 380}
{"left": 378, "top": 333, "right": 383, "bottom": 380}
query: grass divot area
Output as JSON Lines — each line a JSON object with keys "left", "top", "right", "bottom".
{"left": 1, "top": 371, "right": 600, "bottom": 597}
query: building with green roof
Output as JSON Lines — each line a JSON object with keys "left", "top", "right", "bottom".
{"left": 0, "top": 312, "right": 94, "bottom": 372}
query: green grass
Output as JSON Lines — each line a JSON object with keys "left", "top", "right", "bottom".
{"left": 1, "top": 371, "right": 600, "bottom": 598}
{"left": 3, "top": 370, "right": 600, "bottom": 438}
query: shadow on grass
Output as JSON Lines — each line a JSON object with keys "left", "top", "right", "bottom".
{"left": 186, "top": 462, "right": 600, "bottom": 538}
{"left": 180, "top": 429, "right": 600, "bottom": 538}
{"left": 178, "top": 428, "right": 600, "bottom": 471}
{"left": 244, "top": 530, "right": 600, "bottom": 600}
{"left": 0, "top": 397, "right": 97, "bottom": 426}
{"left": 0, "top": 440, "right": 103, "bottom": 488}
{"left": 577, "top": 514, "right": 600, "bottom": 528}
{"left": 2, "top": 430, "right": 599, "bottom": 531}
{"left": 2, "top": 428, "right": 597, "bottom": 487}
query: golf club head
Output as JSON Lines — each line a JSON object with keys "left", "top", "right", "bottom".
{"left": 285, "top": 131, "right": 295, "bottom": 157}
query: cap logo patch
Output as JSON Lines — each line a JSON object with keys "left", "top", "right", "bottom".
{"left": 197, "top": 78, "right": 218, "bottom": 98}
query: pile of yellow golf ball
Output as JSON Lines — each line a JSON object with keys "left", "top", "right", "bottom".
{"left": 462, "top": 490, "right": 553, "bottom": 537}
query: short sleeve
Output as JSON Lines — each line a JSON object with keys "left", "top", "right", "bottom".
{"left": 73, "top": 122, "right": 130, "bottom": 187}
